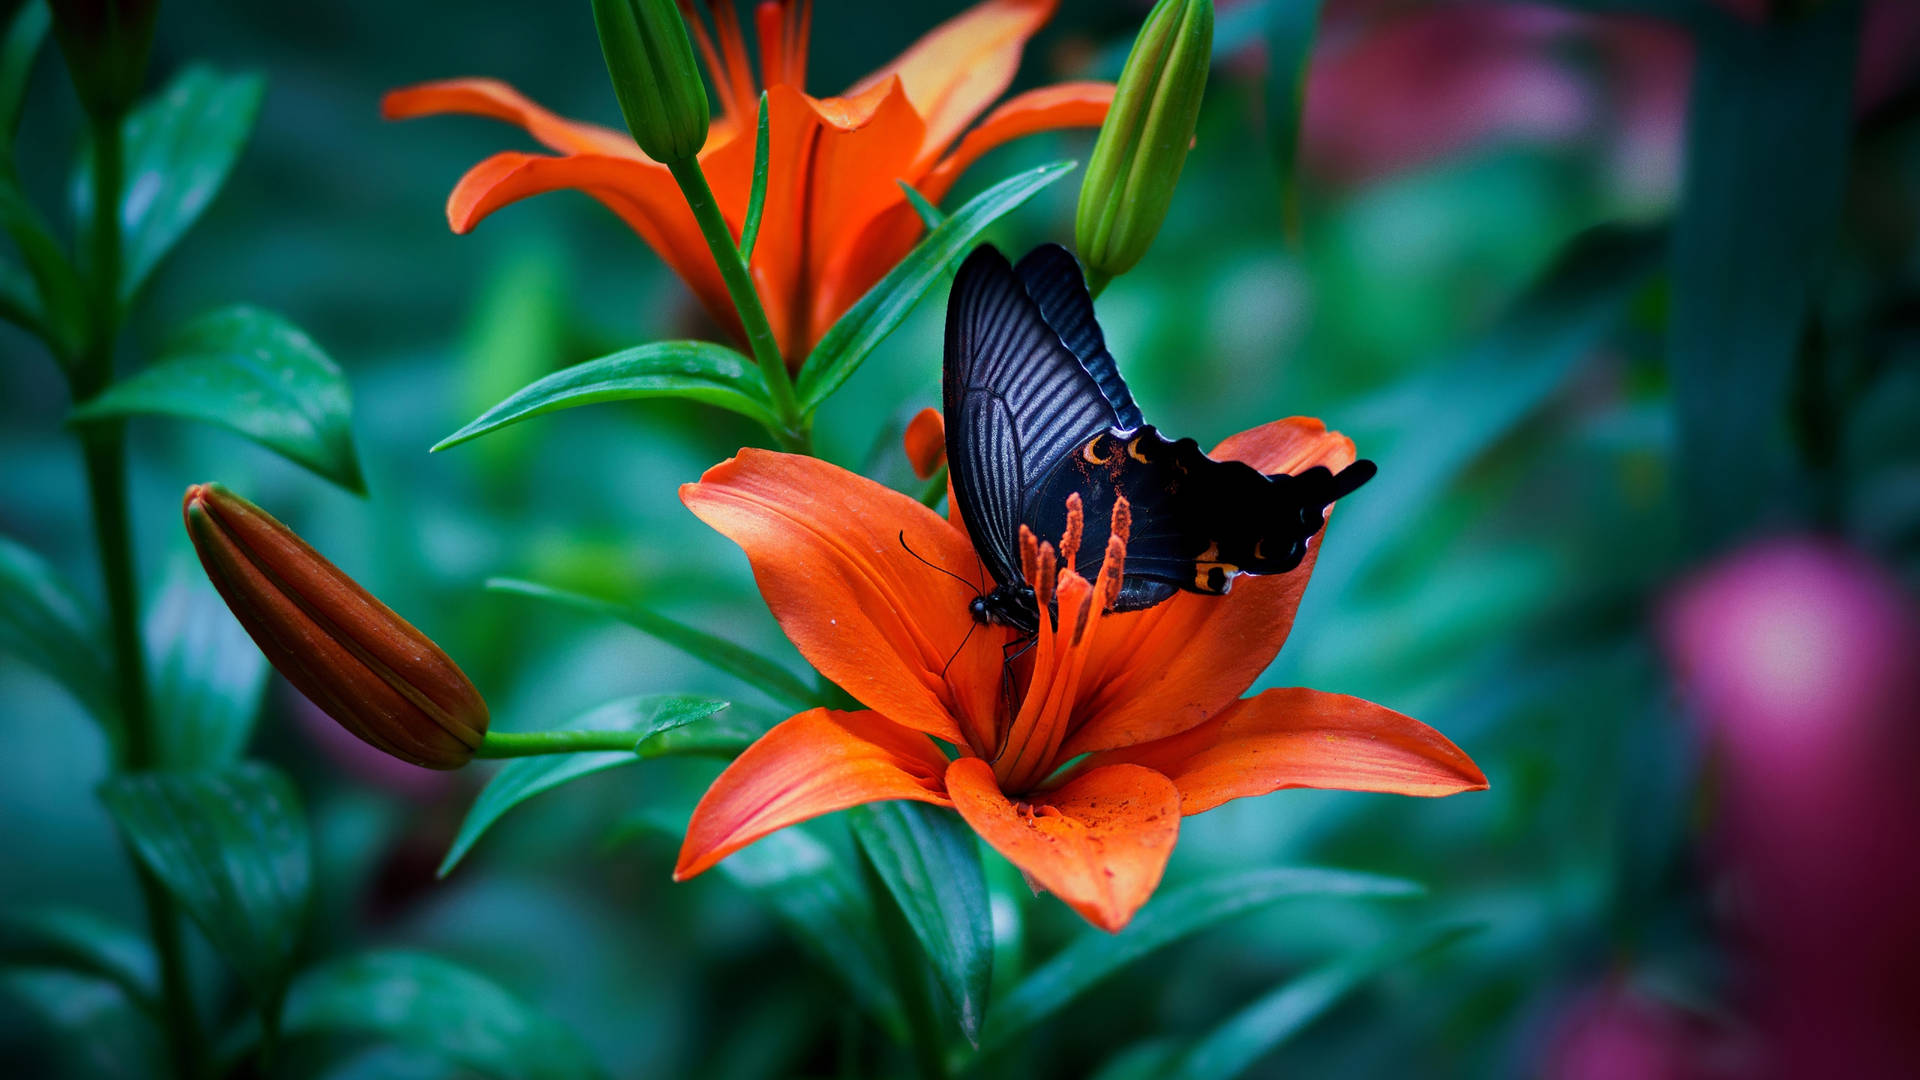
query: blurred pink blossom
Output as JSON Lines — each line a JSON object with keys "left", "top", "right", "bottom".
{"left": 1664, "top": 538, "right": 1920, "bottom": 1076}
{"left": 1538, "top": 981, "right": 1732, "bottom": 1080}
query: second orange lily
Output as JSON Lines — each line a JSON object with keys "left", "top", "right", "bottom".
{"left": 384, "top": 0, "right": 1113, "bottom": 368}
{"left": 675, "top": 412, "right": 1487, "bottom": 932}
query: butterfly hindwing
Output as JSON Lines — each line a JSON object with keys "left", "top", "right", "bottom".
{"left": 1025, "top": 427, "right": 1376, "bottom": 610}
{"left": 944, "top": 245, "right": 1121, "bottom": 592}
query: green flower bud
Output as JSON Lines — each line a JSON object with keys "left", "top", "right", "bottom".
{"left": 591, "top": 0, "right": 710, "bottom": 164}
{"left": 183, "top": 483, "right": 489, "bottom": 770}
{"left": 1074, "top": 0, "right": 1213, "bottom": 293}
{"left": 48, "top": 0, "right": 159, "bottom": 122}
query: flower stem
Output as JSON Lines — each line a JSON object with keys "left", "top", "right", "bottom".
{"left": 74, "top": 113, "right": 207, "bottom": 1080}
{"left": 664, "top": 155, "right": 811, "bottom": 453}
{"left": 474, "top": 729, "right": 646, "bottom": 757}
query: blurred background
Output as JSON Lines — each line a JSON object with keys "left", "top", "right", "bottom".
{"left": 3, "top": 0, "right": 1918, "bottom": 1076}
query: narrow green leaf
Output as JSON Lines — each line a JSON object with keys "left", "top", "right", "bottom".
{"left": 72, "top": 66, "right": 266, "bottom": 300}
{"left": 0, "top": 175, "right": 84, "bottom": 357}
{"left": 738, "top": 92, "right": 770, "bottom": 261}
{"left": 436, "top": 339, "right": 778, "bottom": 450}
{"left": 0, "top": 255, "right": 43, "bottom": 335}
{"left": 68, "top": 306, "right": 366, "bottom": 493}
{"left": 0, "top": 532, "right": 116, "bottom": 734}
{"left": 980, "top": 867, "right": 1423, "bottom": 1053}
{"left": 796, "top": 160, "right": 1076, "bottom": 408}
{"left": 849, "top": 801, "right": 993, "bottom": 1044}
{"left": 1264, "top": 0, "right": 1322, "bottom": 240}
{"left": 1668, "top": 0, "right": 1860, "bottom": 543}
{"left": 0, "top": 0, "right": 50, "bottom": 148}
{"left": 0, "top": 908, "right": 158, "bottom": 1015}
{"left": 1163, "top": 924, "right": 1482, "bottom": 1080}
{"left": 718, "top": 825, "right": 907, "bottom": 1040}
{"left": 439, "top": 695, "right": 730, "bottom": 877}
{"left": 144, "top": 571, "right": 267, "bottom": 769}
{"left": 635, "top": 703, "right": 769, "bottom": 758}
{"left": 275, "top": 951, "right": 605, "bottom": 1080}
{"left": 1308, "top": 225, "right": 1663, "bottom": 606}
{"left": 898, "top": 180, "right": 945, "bottom": 229}
{"left": 487, "top": 577, "right": 817, "bottom": 710}
{"left": 97, "top": 763, "right": 311, "bottom": 1008}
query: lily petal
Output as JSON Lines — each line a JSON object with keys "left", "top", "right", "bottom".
{"left": 382, "top": 78, "right": 642, "bottom": 158}
{"left": 1063, "top": 418, "right": 1359, "bottom": 757}
{"left": 682, "top": 450, "right": 1001, "bottom": 746}
{"left": 847, "top": 0, "right": 1061, "bottom": 170}
{"left": 904, "top": 407, "right": 947, "bottom": 480}
{"left": 920, "top": 82, "right": 1117, "bottom": 201}
{"left": 946, "top": 757, "right": 1179, "bottom": 933}
{"left": 1084, "top": 688, "right": 1488, "bottom": 815}
{"left": 675, "top": 708, "right": 953, "bottom": 880}
{"left": 440, "top": 150, "right": 743, "bottom": 344}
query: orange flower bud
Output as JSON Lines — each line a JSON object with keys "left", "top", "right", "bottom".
{"left": 182, "top": 483, "right": 488, "bottom": 769}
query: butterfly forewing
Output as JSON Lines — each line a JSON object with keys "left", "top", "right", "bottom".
{"left": 944, "top": 246, "right": 1121, "bottom": 592}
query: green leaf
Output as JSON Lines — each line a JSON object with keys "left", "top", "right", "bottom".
{"left": 437, "top": 339, "right": 779, "bottom": 450}
{"left": 439, "top": 695, "right": 730, "bottom": 877}
{"left": 0, "top": 0, "right": 49, "bottom": 149}
{"left": 795, "top": 160, "right": 1076, "bottom": 408}
{"left": 849, "top": 801, "right": 992, "bottom": 1044}
{"left": 0, "top": 174, "right": 84, "bottom": 357}
{"left": 98, "top": 763, "right": 311, "bottom": 1008}
{"left": 487, "top": 577, "right": 817, "bottom": 710}
{"left": 898, "top": 180, "right": 945, "bottom": 229}
{"left": 73, "top": 66, "right": 266, "bottom": 300}
{"left": 1309, "top": 225, "right": 1663, "bottom": 605}
{"left": 719, "top": 825, "right": 906, "bottom": 1039}
{"left": 0, "top": 908, "right": 158, "bottom": 1015}
{"left": 980, "top": 867, "right": 1423, "bottom": 1053}
{"left": 144, "top": 571, "right": 267, "bottom": 769}
{"left": 68, "top": 306, "right": 366, "bottom": 493}
{"left": 1162, "top": 924, "right": 1482, "bottom": 1080}
{"left": 739, "top": 92, "right": 770, "bottom": 261}
{"left": 1263, "top": 0, "right": 1322, "bottom": 240}
{"left": 0, "top": 970, "right": 160, "bottom": 1079}
{"left": 0, "top": 532, "right": 116, "bottom": 734}
{"left": 1667, "top": 0, "right": 1860, "bottom": 543}
{"left": 275, "top": 951, "right": 605, "bottom": 1080}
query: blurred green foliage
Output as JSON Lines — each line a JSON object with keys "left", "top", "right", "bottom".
{"left": 3, "top": 0, "right": 1918, "bottom": 1077}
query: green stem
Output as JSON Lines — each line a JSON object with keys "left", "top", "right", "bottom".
{"left": 664, "top": 155, "right": 810, "bottom": 453}
{"left": 858, "top": 843, "right": 949, "bottom": 1080}
{"left": 474, "top": 729, "right": 647, "bottom": 758}
{"left": 74, "top": 113, "right": 207, "bottom": 1080}
{"left": 916, "top": 465, "right": 949, "bottom": 511}
{"left": 1084, "top": 267, "right": 1113, "bottom": 299}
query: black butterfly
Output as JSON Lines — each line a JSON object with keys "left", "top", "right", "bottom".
{"left": 941, "top": 242, "right": 1377, "bottom": 636}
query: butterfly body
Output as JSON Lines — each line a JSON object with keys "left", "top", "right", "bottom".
{"left": 944, "top": 243, "right": 1376, "bottom": 634}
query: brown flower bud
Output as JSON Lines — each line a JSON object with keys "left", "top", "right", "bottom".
{"left": 182, "top": 483, "right": 487, "bottom": 769}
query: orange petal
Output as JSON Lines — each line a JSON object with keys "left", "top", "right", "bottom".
{"left": 946, "top": 758, "right": 1179, "bottom": 933}
{"left": 441, "top": 151, "right": 748, "bottom": 345}
{"left": 847, "top": 0, "right": 1061, "bottom": 169}
{"left": 904, "top": 407, "right": 947, "bottom": 480}
{"left": 682, "top": 450, "right": 1002, "bottom": 747}
{"left": 676, "top": 708, "right": 953, "bottom": 879}
{"left": 1062, "top": 418, "right": 1359, "bottom": 758}
{"left": 1084, "top": 688, "right": 1487, "bottom": 815}
{"left": 382, "top": 78, "right": 642, "bottom": 158}
{"left": 920, "top": 82, "right": 1116, "bottom": 200}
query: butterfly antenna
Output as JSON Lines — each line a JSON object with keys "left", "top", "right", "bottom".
{"left": 940, "top": 619, "right": 979, "bottom": 682}
{"left": 899, "top": 530, "right": 981, "bottom": 595}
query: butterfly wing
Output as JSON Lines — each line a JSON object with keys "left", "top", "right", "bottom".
{"left": 1013, "top": 243, "right": 1144, "bottom": 428}
{"left": 1027, "top": 427, "right": 1377, "bottom": 610}
{"left": 944, "top": 245, "right": 1123, "bottom": 591}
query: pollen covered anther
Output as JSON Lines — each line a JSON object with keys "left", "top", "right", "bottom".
{"left": 1061, "top": 493, "right": 1085, "bottom": 573}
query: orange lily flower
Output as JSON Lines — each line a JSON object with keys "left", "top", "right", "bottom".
{"left": 675, "top": 412, "right": 1487, "bottom": 932}
{"left": 383, "top": 0, "right": 1113, "bottom": 367}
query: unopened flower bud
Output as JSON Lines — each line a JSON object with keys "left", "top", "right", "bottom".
{"left": 1074, "top": 0, "right": 1213, "bottom": 293}
{"left": 48, "top": 0, "right": 159, "bottom": 122}
{"left": 591, "top": 0, "right": 710, "bottom": 164}
{"left": 182, "top": 483, "right": 488, "bottom": 769}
